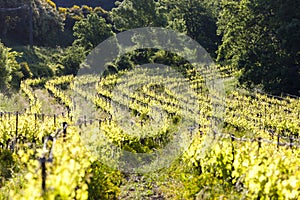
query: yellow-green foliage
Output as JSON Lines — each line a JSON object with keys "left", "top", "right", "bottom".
{"left": 71, "top": 5, "right": 80, "bottom": 11}
{"left": 94, "top": 6, "right": 107, "bottom": 14}
{"left": 81, "top": 5, "right": 93, "bottom": 12}
{"left": 58, "top": 7, "right": 67, "bottom": 15}
{"left": 46, "top": 0, "right": 56, "bottom": 9}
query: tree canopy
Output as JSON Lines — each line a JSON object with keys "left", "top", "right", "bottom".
{"left": 73, "top": 12, "right": 114, "bottom": 49}
{"left": 111, "top": 0, "right": 166, "bottom": 32}
{"left": 217, "top": 0, "right": 300, "bottom": 94}
{"left": 0, "top": 0, "right": 299, "bottom": 95}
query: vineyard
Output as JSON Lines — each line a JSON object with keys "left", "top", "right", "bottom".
{"left": 0, "top": 65, "right": 300, "bottom": 199}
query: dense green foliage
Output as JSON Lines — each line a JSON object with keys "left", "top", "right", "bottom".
{"left": 52, "top": 0, "right": 117, "bottom": 10}
{"left": 217, "top": 0, "right": 300, "bottom": 94}
{"left": 1, "top": 0, "right": 299, "bottom": 94}
{"left": 0, "top": 0, "right": 64, "bottom": 46}
{"left": 111, "top": 0, "right": 166, "bottom": 31}
{"left": 73, "top": 13, "right": 113, "bottom": 49}
{"left": 158, "top": 0, "right": 221, "bottom": 56}
{"left": 0, "top": 41, "right": 22, "bottom": 92}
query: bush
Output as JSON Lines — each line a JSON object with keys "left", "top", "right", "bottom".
{"left": 58, "top": 45, "right": 86, "bottom": 75}
{"left": 86, "top": 161, "right": 124, "bottom": 200}
{"left": 0, "top": 41, "right": 21, "bottom": 92}
{"left": 0, "top": 149, "right": 18, "bottom": 187}
{"left": 30, "top": 63, "right": 54, "bottom": 78}
{"left": 20, "top": 62, "right": 33, "bottom": 79}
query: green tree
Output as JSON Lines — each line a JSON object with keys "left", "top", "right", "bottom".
{"left": 73, "top": 12, "right": 114, "bottom": 50}
{"left": 274, "top": 0, "right": 300, "bottom": 94}
{"left": 217, "top": 0, "right": 300, "bottom": 95}
{"left": 58, "top": 45, "right": 86, "bottom": 75}
{"left": 156, "top": 0, "right": 187, "bottom": 33}
{"left": 157, "top": 0, "right": 221, "bottom": 57}
{"left": 111, "top": 0, "right": 167, "bottom": 32}
{"left": 182, "top": 0, "right": 220, "bottom": 56}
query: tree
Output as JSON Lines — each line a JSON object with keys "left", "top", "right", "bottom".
{"left": 156, "top": 0, "right": 187, "bottom": 33}
{"left": 110, "top": 0, "right": 167, "bottom": 32}
{"left": 73, "top": 12, "right": 114, "bottom": 50}
{"left": 182, "top": 0, "right": 220, "bottom": 56}
{"left": 157, "top": 0, "right": 221, "bottom": 57}
{"left": 274, "top": 0, "right": 300, "bottom": 94}
{"left": 58, "top": 45, "right": 86, "bottom": 75}
{"left": 217, "top": 0, "right": 300, "bottom": 95}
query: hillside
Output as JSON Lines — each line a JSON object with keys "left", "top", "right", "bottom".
{"left": 0, "top": 0, "right": 300, "bottom": 199}
{"left": 52, "top": 0, "right": 118, "bottom": 10}
{"left": 0, "top": 72, "right": 299, "bottom": 199}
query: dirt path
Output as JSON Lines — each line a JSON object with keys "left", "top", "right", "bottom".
{"left": 118, "top": 174, "right": 165, "bottom": 200}
{"left": 34, "top": 89, "right": 68, "bottom": 115}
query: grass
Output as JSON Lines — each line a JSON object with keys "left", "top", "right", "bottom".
{"left": 0, "top": 93, "right": 28, "bottom": 112}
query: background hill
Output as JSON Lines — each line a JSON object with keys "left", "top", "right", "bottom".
{"left": 52, "top": 0, "right": 118, "bottom": 10}
{"left": 0, "top": 0, "right": 299, "bottom": 95}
